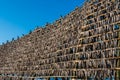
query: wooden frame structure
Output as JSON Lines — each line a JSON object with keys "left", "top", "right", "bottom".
{"left": 0, "top": 0, "right": 120, "bottom": 80}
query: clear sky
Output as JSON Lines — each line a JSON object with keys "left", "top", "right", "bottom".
{"left": 0, "top": 0, "right": 84, "bottom": 45}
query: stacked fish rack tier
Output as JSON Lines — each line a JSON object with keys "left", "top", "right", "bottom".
{"left": 0, "top": 0, "right": 120, "bottom": 80}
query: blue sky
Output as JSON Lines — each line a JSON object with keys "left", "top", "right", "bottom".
{"left": 0, "top": 0, "right": 84, "bottom": 44}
